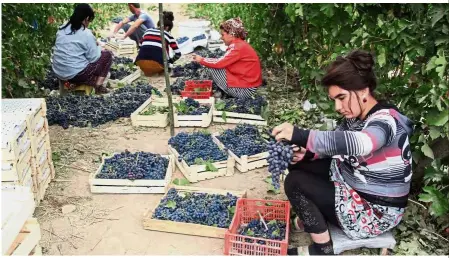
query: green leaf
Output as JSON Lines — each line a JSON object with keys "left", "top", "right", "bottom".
{"left": 426, "top": 56, "right": 437, "bottom": 71}
{"left": 429, "top": 127, "right": 441, "bottom": 140}
{"left": 215, "top": 100, "right": 226, "bottom": 110}
{"left": 267, "top": 184, "right": 281, "bottom": 194}
{"left": 426, "top": 111, "right": 448, "bottom": 126}
{"left": 421, "top": 144, "right": 434, "bottom": 159}
{"left": 272, "top": 228, "right": 280, "bottom": 237}
{"left": 222, "top": 110, "right": 227, "bottom": 122}
{"left": 431, "top": 7, "right": 446, "bottom": 28}
{"left": 267, "top": 220, "right": 277, "bottom": 226}
{"left": 205, "top": 160, "right": 218, "bottom": 172}
{"left": 377, "top": 47, "right": 386, "bottom": 67}
{"left": 172, "top": 178, "right": 190, "bottom": 186}
{"left": 246, "top": 229, "right": 255, "bottom": 236}
{"left": 264, "top": 176, "right": 272, "bottom": 184}
{"left": 418, "top": 186, "right": 449, "bottom": 217}
{"left": 228, "top": 206, "right": 236, "bottom": 216}
{"left": 165, "top": 200, "right": 176, "bottom": 209}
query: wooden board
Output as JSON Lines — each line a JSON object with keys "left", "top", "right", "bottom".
{"left": 2, "top": 120, "right": 31, "bottom": 162}
{"left": 142, "top": 185, "right": 247, "bottom": 239}
{"left": 5, "top": 218, "right": 41, "bottom": 256}
{"left": 2, "top": 148, "right": 32, "bottom": 182}
{"left": 130, "top": 98, "right": 169, "bottom": 128}
{"left": 211, "top": 133, "right": 269, "bottom": 173}
{"left": 213, "top": 110, "right": 267, "bottom": 126}
{"left": 168, "top": 144, "right": 235, "bottom": 183}
{"left": 173, "top": 97, "right": 214, "bottom": 128}
{"left": 89, "top": 153, "right": 175, "bottom": 194}
{"left": 1, "top": 187, "right": 36, "bottom": 255}
{"left": 109, "top": 69, "right": 142, "bottom": 88}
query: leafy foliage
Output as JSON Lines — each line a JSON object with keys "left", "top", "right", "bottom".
{"left": 2, "top": 3, "right": 125, "bottom": 97}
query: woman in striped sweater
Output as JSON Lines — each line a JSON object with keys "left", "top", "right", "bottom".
{"left": 272, "top": 50, "right": 414, "bottom": 255}
{"left": 135, "top": 12, "right": 181, "bottom": 76}
{"left": 192, "top": 18, "right": 263, "bottom": 99}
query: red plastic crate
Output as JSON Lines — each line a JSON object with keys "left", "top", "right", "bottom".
{"left": 181, "top": 80, "right": 213, "bottom": 99}
{"left": 224, "top": 198, "right": 290, "bottom": 256}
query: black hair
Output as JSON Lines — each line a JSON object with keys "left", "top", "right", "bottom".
{"left": 163, "top": 11, "right": 174, "bottom": 22}
{"left": 321, "top": 50, "right": 378, "bottom": 117}
{"left": 322, "top": 49, "right": 377, "bottom": 94}
{"left": 60, "top": 3, "right": 95, "bottom": 34}
{"left": 129, "top": 3, "right": 140, "bottom": 8}
{"left": 157, "top": 12, "right": 175, "bottom": 32}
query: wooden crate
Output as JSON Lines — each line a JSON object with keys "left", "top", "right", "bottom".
{"left": 1, "top": 98, "right": 47, "bottom": 135}
{"left": 2, "top": 120, "right": 31, "bottom": 162}
{"left": 2, "top": 148, "right": 32, "bottom": 182}
{"left": 1, "top": 186, "right": 36, "bottom": 255}
{"left": 4, "top": 218, "right": 41, "bottom": 256}
{"left": 30, "top": 130, "right": 50, "bottom": 156}
{"left": 89, "top": 153, "right": 175, "bottom": 194}
{"left": 168, "top": 144, "right": 235, "bottom": 183}
{"left": 211, "top": 133, "right": 269, "bottom": 173}
{"left": 213, "top": 110, "right": 267, "bottom": 126}
{"left": 130, "top": 98, "right": 169, "bottom": 128}
{"left": 109, "top": 69, "right": 142, "bottom": 88}
{"left": 173, "top": 97, "right": 214, "bottom": 128}
{"left": 2, "top": 164, "right": 35, "bottom": 194}
{"left": 105, "top": 41, "right": 136, "bottom": 56}
{"left": 142, "top": 185, "right": 247, "bottom": 238}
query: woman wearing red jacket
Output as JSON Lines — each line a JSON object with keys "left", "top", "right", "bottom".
{"left": 192, "top": 18, "right": 263, "bottom": 99}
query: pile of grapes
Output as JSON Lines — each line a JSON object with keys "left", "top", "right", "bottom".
{"left": 171, "top": 62, "right": 203, "bottom": 78}
{"left": 110, "top": 56, "right": 135, "bottom": 80}
{"left": 47, "top": 83, "right": 159, "bottom": 129}
{"left": 168, "top": 131, "right": 227, "bottom": 165}
{"left": 96, "top": 150, "right": 169, "bottom": 180}
{"left": 39, "top": 67, "right": 60, "bottom": 91}
{"left": 238, "top": 219, "right": 287, "bottom": 243}
{"left": 217, "top": 124, "right": 268, "bottom": 157}
{"left": 194, "top": 48, "right": 226, "bottom": 58}
{"left": 175, "top": 98, "right": 210, "bottom": 115}
{"left": 267, "top": 140, "right": 293, "bottom": 189}
{"left": 152, "top": 188, "right": 238, "bottom": 228}
{"left": 215, "top": 95, "right": 268, "bottom": 115}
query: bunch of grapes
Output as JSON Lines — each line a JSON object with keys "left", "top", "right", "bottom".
{"left": 178, "top": 98, "right": 210, "bottom": 115}
{"left": 217, "top": 124, "right": 267, "bottom": 157}
{"left": 96, "top": 150, "right": 169, "bottom": 180}
{"left": 152, "top": 188, "right": 238, "bottom": 228}
{"left": 267, "top": 140, "right": 293, "bottom": 189}
{"left": 217, "top": 95, "right": 267, "bottom": 114}
{"left": 193, "top": 48, "right": 226, "bottom": 58}
{"left": 238, "top": 219, "right": 287, "bottom": 244}
{"left": 168, "top": 131, "right": 227, "bottom": 165}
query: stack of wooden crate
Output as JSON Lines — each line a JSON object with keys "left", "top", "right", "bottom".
{"left": 2, "top": 186, "right": 42, "bottom": 256}
{"left": 2, "top": 98, "right": 55, "bottom": 205}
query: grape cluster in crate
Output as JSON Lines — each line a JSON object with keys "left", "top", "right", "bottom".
{"left": 152, "top": 188, "right": 238, "bottom": 228}
{"left": 96, "top": 151, "right": 169, "bottom": 180}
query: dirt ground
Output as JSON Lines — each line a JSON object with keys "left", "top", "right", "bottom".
{"left": 34, "top": 4, "right": 311, "bottom": 255}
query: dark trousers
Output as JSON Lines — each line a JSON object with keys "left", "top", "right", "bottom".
{"left": 122, "top": 23, "right": 148, "bottom": 47}
{"left": 284, "top": 158, "right": 341, "bottom": 234}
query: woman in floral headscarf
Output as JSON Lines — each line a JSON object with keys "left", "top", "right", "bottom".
{"left": 192, "top": 18, "right": 263, "bottom": 99}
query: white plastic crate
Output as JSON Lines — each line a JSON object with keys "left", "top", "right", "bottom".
{"left": 2, "top": 120, "right": 31, "bottom": 162}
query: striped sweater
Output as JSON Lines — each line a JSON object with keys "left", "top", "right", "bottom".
{"left": 135, "top": 28, "right": 181, "bottom": 65}
{"left": 292, "top": 103, "right": 414, "bottom": 206}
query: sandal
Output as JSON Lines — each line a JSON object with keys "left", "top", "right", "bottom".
{"left": 287, "top": 246, "right": 309, "bottom": 256}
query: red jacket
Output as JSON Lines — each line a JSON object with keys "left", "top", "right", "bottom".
{"left": 200, "top": 39, "right": 262, "bottom": 88}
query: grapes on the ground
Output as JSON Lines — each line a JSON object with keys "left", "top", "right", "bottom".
{"left": 267, "top": 140, "right": 293, "bottom": 189}
{"left": 168, "top": 131, "right": 227, "bottom": 165}
{"left": 152, "top": 188, "right": 238, "bottom": 228}
{"left": 215, "top": 95, "right": 267, "bottom": 115}
{"left": 217, "top": 124, "right": 267, "bottom": 157}
{"left": 47, "top": 83, "right": 160, "bottom": 129}
{"left": 96, "top": 150, "right": 169, "bottom": 180}
{"left": 238, "top": 219, "right": 287, "bottom": 244}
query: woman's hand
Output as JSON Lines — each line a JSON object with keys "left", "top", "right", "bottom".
{"left": 291, "top": 144, "right": 306, "bottom": 164}
{"left": 272, "top": 122, "right": 294, "bottom": 142}
{"left": 192, "top": 54, "right": 203, "bottom": 63}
